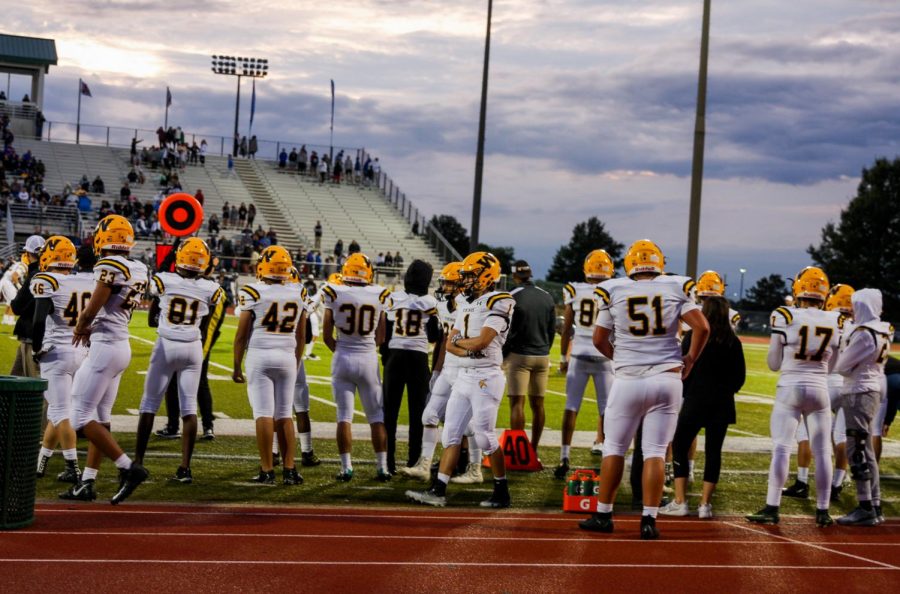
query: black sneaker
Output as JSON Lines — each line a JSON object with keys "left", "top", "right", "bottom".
{"left": 200, "top": 427, "right": 215, "bottom": 441}
{"left": 816, "top": 508, "right": 834, "bottom": 527}
{"left": 57, "top": 462, "right": 81, "bottom": 484}
{"left": 579, "top": 512, "right": 614, "bottom": 533}
{"left": 830, "top": 484, "right": 843, "bottom": 503}
{"left": 111, "top": 463, "right": 150, "bottom": 505}
{"left": 747, "top": 505, "right": 780, "bottom": 524}
{"left": 335, "top": 469, "right": 354, "bottom": 482}
{"left": 553, "top": 458, "right": 570, "bottom": 480}
{"left": 36, "top": 453, "right": 51, "bottom": 478}
{"left": 480, "top": 479, "right": 511, "bottom": 508}
{"left": 300, "top": 451, "right": 321, "bottom": 467}
{"left": 155, "top": 426, "right": 180, "bottom": 440}
{"left": 875, "top": 506, "right": 885, "bottom": 524}
{"left": 375, "top": 469, "right": 393, "bottom": 482}
{"left": 640, "top": 515, "right": 660, "bottom": 540}
{"left": 170, "top": 466, "right": 193, "bottom": 484}
{"left": 250, "top": 469, "right": 276, "bottom": 484}
{"left": 272, "top": 452, "right": 281, "bottom": 467}
{"left": 60, "top": 478, "right": 97, "bottom": 501}
{"left": 782, "top": 480, "right": 809, "bottom": 499}
{"left": 283, "top": 467, "right": 303, "bottom": 486}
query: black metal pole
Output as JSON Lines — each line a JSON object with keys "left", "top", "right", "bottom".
{"left": 470, "top": 0, "right": 492, "bottom": 252}
{"left": 232, "top": 75, "right": 242, "bottom": 157}
{"left": 686, "top": 0, "right": 711, "bottom": 279}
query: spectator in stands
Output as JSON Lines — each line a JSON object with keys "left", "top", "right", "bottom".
{"left": 309, "top": 151, "right": 318, "bottom": 176}
{"left": 348, "top": 239, "right": 361, "bottom": 255}
{"left": 22, "top": 94, "right": 30, "bottom": 102}
{"left": 344, "top": 155, "right": 353, "bottom": 183}
{"left": 229, "top": 204, "right": 238, "bottom": 228}
{"left": 247, "top": 203, "right": 256, "bottom": 228}
{"left": 333, "top": 157, "right": 343, "bottom": 184}
{"left": 200, "top": 139, "right": 208, "bottom": 165}
{"left": 412, "top": 220, "right": 419, "bottom": 235}
{"left": 239, "top": 136, "right": 248, "bottom": 158}
{"left": 376, "top": 253, "right": 385, "bottom": 267}
{"left": 289, "top": 148, "right": 298, "bottom": 167}
{"left": 363, "top": 156, "right": 373, "bottom": 186}
{"left": 384, "top": 252, "right": 393, "bottom": 268}
{"left": 238, "top": 202, "right": 248, "bottom": 227}
{"left": 189, "top": 141, "right": 199, "bottom": 165}
{"left": 135, "top": 214, "right": 150, "bottom": 238}
{"left": 195, "top": 189, "right": 204, "bottom": 207}
{"left": 267, "top": 228, "right": 278, "bottom": 245}
{"left": 127, "top": 169, "right": 139, "bottom": 184}
{"left": 157, "top": 127, "right": 167, "bottom": 147}
{"left": 79, "top": 175, "right": 90, "bottom": 192}
{"left": 120, "top": 183, "right": 131, "bottom": 201}
{"left": 314, "top": 221, "right": 322, "bottom": 250}
{"left": 393, "top": 251, "right": 403, "bottom": 269}
{"left": 131, "top": 137, "right": 142, "bottom": 164}
{"left": 150, "top": 214, "right": 162, "bottom": 239}
{"left": 248, "top": 135, "right": 258, "bottom": 159}
{"left": 333, "top": 238, "right": 344, "bottom": 259}
{"left": 227, "top": 153, "right": 235, "bottom": 175}
{"left": 299, "top": 146, "right": 308, "bottom": 173}
{"left": 0, "top": 91, "right": 5, "bottom": 100}
{"left": 279, "top": 148, "right": 288, "bottom": 169}
{"left": 318, "top": 158, "right": 328, "bottom": 184}
{"left": 354, "top": 156, "right": 362, "bottom": 184}
{"left": 208, "top": 214, "right": 220, "bottom": 235}
{"left": 372, "top": 158, "right": 382, "bottom": 184}
{"left": 315, "top": 251, "right": 323, "bottom": 277}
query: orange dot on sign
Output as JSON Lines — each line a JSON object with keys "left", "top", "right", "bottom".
{"left": 173, "top": 208, "right": 188, "bottom": 223}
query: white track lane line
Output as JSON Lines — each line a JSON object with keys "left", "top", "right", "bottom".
{"left": 725, "top": 521, "right": 899, "bottom": 570}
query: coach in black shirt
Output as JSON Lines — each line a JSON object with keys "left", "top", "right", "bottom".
{"left": 504, "top": 260, "right": 556, "bottom": 451}
{"left": 10, "top": 235, "right": 46, "bottom": 377}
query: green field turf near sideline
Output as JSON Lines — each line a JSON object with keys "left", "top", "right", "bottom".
{"left": 0, "top": 310, "right": 781, "bottom": 437}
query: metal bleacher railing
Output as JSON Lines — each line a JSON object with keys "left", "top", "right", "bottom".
{"left": 4, "top": 203, "right": 83, "bottom": 238}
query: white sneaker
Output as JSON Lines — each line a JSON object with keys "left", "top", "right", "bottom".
{"left": 397, "top": 457, "right": 431, "bottom": 481}
{"left": 659, "top": 500, "right": 689, "bottom": 517}
{"left": 698, "top": 503, "right": 713, "bottom": 519}
{"left": 406, "top": 488, "right": 446, "bottom": 507}
{"left": 590, "top": 442, "right": 604, "bottom": 456}
{"left": 450, "top": 462, "right": 483, "bottom": 484}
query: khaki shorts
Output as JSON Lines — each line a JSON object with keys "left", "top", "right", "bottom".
{"left": 505, "top": 353, "right": 550, "bottom": 397}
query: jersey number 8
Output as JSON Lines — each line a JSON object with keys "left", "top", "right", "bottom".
{"left": 578, "top": 299, "right": 596, "bottom": 327}
{"left": 168, "top": 297, "right": 200, "bottom": 325}
{"left": 394, "top": 309, "right": 422, "bottom": 337}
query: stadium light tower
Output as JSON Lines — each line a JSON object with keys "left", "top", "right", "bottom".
{"left": 470, "top": 0, "right": 493, "bottom": 252}
{"left": 739, "top": 268, "right": 747, "bottom": 301}
{"left": 211, "top": 55, "right": 268, "bottom": 156}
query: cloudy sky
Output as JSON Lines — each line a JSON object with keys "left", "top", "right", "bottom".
{"left": 7, "top": 0, "right": 900, "bottom": 291}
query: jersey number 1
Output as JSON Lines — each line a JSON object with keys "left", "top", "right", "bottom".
{"left": 794, "top": 326, "right": 833, "bottom": 362}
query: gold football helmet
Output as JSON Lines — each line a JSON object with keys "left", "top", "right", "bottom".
{"left": 436, "top": 261, "right": 463, "bottom": 301}
{"left": 257, "top": 246, "right": 292, "bottom": 281}
{"left": 460, "top": 251, "right": 501, "bottom": 295}
{"left": 94, "top": 214, "right": 135, "bottom": 254}
{"left": 342, "top": 253, "right": 374, "bottom": 285}
{"left": 175, "top": 237, "right": 210, "bottom": 272}
{"left": 39, "top": 236, "right": 77, "bottom": 271}
{"left": 825, "top": 283, "right": 854, "bottom": 314}
{"left": 624, "top": 239, "right": 664, "bottom": 277}
{"left": 696, "top": 270, "right": 725, "bottom": 297}
{"left": 327, "top": 272, "right": 343, "bottom": 285}
{"left": 792, "top": 266, "right": 829, "bottom": 302}
{"left": 288, "top": 266, "right": 301, "bottom": 284}
{"left": 584, "top": 249, "right": 614, "bottom": 281}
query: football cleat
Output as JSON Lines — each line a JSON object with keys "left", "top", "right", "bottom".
{"left": 398, "top": 457, "right": 431, "bottom": 481}
{"left": 659, "top": 500, "right": 688, "bottom": 517}
{"left": 450, "top": 463, "right": 484, "bottom": 484}
{"left": 816, "top": 509, "right": 834, "bottom": 527}
{"left": 249, "top": 469, "right": 276, "bottom": 485}
{"left": 200, "top": 427, "right": 215, "bottom": 441}
{"left": 57, "top": 462, "right": 81, "bottom": 484}
{"left": 36, "top": 454, "right": 50, "bottom": 478}
{"left": 747, "top": 505, "right": 780, "bottom": 525}
{"left": 836, "top": 506, "right": 878, "bottom": 527}
{"left": 782, "top": 480, "right": 809, "bottom": 499}
{"left": 155, "top": 426, "right": 180, "bottom": 440}
{"left": 283, "top": 467, "right": 303, "bottom": 486}
{"left": 698, "top": 503, "right": 713, "bottom": 519}
{"left": 830, "top": 484, "right": 843, "bottom": 503}
{"left": 590, "top": 442, "right": 604, "bottom": 456}
{"left": 875, "top": 506, "right": 885, "bottom": 524}
{"left": 480, "top": 479, "right": 511, "bottom": 509}
{"left": 553, "top": 458, "right": 570, "bottom": 480}
{"left": 579, "top": 513, "right": 614, "bottom": 533}
{"left": 60, "top": 479, "right": 97, "bottom": 501}
{"left": 335, "top": 469, "right": 354, "bottom": 483}
{"left": 406, "top": 488, "right": 447, "bottom": 507}
{"left": 169, "top": 466, "right": 193, "bottom": 484}
{"left": 300, "top": 451, "right": 321, "bottom": 467}
{"left": 640, "top": 515, "right": 660, "bottom": 540}
{"left": 110, "top": 463, "right": 149, "bottom": 505}
{"left": 375, "top": 469, "right": 393, "bottom": 482}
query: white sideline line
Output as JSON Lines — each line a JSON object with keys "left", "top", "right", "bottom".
{"left": 0, "top": 558, "right": 894, "bottom": 570}
{"left": 9, "top": 530, "right": 900, "bottom": 547}
{"left": 726, "top": 521, "right": 899, "bottom": 570}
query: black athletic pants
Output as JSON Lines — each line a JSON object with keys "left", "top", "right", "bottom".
{"left": 383, "top": 349, "right": 430, "bottom": 473}
{"left": 672, "top": 417, "right": 728, "bottom": 484}
{"left": 165, "top": 357, "right": 215, "bottom": 430}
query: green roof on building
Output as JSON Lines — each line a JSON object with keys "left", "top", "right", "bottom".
{"left": 0, "top": 33, "right": 58, "bottom": 67}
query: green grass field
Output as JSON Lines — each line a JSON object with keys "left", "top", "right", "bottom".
{"left": 4, "top": 311, "right": 897, "bottom": 515}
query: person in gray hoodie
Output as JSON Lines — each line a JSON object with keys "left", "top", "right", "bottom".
{"left": 835, "top": 288, "right": 893, "bottom": 526}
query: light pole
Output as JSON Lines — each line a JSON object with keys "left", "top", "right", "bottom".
{"left": 211, "top": 55, "right": 268, "bottom": 156}
{"left": 470, "top": 0, "right": 493, "bottom": 252}
{"left": 739, "top": 268, "right": 746, "bottom": 302}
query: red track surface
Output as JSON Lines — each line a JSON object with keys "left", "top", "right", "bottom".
{"left": 2, "top": 503, "right": 898, "bottom": 593}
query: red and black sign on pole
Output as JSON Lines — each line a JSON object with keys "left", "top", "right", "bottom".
{"left": 158, "top": 193, "right": 204, "bottom": 238}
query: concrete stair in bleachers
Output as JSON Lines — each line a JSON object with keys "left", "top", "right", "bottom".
{"left": 232, "top": 159, "right": 304, "bottom": 254}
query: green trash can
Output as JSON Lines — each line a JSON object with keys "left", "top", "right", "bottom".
{"left": 0, "top": 375, "right": 47, "bottom": 530}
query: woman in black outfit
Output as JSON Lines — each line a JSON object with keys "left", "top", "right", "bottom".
{"left": 662, "top": 296, "right": 745, "bottom": 519}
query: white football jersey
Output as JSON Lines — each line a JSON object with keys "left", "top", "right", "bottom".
{"left": 437, "top": 295, "right": 464, "bottom": 369}
{"left": 30, "top": 271, "right": 94, "bottom": 348}
{"left": 239, "top": 282, "right": 303, "bottom": 350}
{"left": 770, "top": 306, "right": 841, "bottom": 388}
{"left": 387, "top": 291, "right": 438, "bottom": 353}
{"left": 595, "top": 275, "right": 699, "bottom": 376}
{"left": 563, "top": 281, "right": 608, "bottom": 359}
{"left": 322, "top": 283, "right": 390, "bottom": 353}
{"left": 91, "top": 255, "right": 149, "bottom": 343}
{"left": 151, "top": 272, "right": 224, "bottom": 342}
{"left": 3, "top": 261, "right": 26, "bottom": 287}
{"left": 827, "top": 314, "right": 852, "bottom": 388}
{"left": 453, "top": 290, "right": 515, "bottom": 369}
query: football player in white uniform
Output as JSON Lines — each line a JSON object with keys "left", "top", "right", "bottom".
{"left": 823, "top": 284, "right": 853, "bottom": 502}
{"left": 63, "top": 215, "right": 150, "bottom": 504}
{"left": 579, "top": 240, "right": 709, "bottom": 540}
{"left": 32, "top": 237, "right": 94, "bottom": 484}
{"left": 383, "top": 260, "right": 440, "bottom": 474}
{"left": 133, "top": 238, "right": 223, "bottom": 483}
{"left": 555, "top": 249, "right": 615, "bottom": 479}
{"left": 835, "top": 289, "right": 892, "bottom": 525}
{"left": 322, "top": 253, "right": 391, "bottom": 481}
{"left": 1, "top": 255, "right": 26, "bottom": 325}
{"left": 233, "top": 246, "right": 304, "bottom": 485}
{"left": 287, "top": 266, "right": 320, "bottom": 467}
{"left": 695, "top": 271, "right": 741, "bottom": 330}
{"left": 407, "top": 251, "right": 515, "bottom": 508}
{"left": 747, "top": 266, "right": 841, "bottom": 527}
